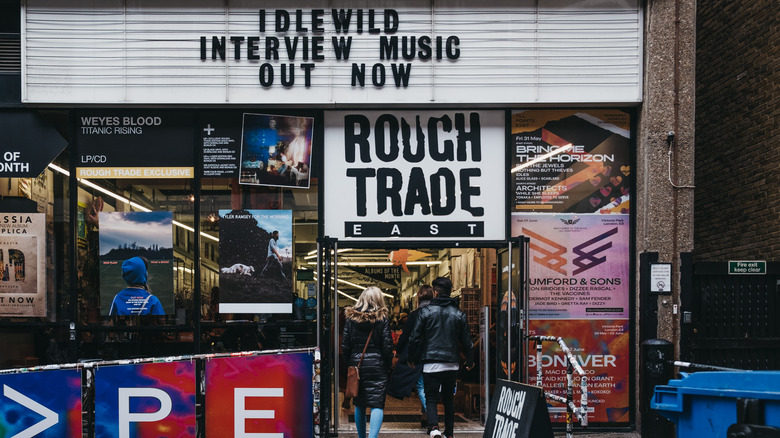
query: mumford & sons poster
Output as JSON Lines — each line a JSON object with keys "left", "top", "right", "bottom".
{"left": 98, "top": 212, "right": 175, "bottom": 315}
{"left": 218, "top": 210, "right": 293, "bottom": 314}
{"left": 0, "top": 213, "right": 46, "bottom": 317}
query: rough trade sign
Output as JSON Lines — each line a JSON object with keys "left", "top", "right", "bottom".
{"left": 324, "top": 111, "right": 505, "bottom": 242}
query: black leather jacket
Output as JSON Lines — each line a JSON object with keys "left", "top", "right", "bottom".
{"left": 341, "top": 307, "right": 394, "bottom": 408}
{"left": 407, "top": 297, "right": 474, "bottom": 367}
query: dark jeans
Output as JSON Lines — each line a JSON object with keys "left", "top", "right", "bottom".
{"left": 423, "top": 370, "right": 458, "bottom": 436}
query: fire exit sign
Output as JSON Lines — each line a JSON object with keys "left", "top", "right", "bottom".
{"left": 728, "top": 260, "right": 766, "bottom": 275}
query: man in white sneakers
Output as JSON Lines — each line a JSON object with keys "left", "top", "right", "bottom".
{"left": 408, "top": 277, "right": 474, "bottom": 438}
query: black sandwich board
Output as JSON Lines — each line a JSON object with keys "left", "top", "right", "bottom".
{"left": 483, "top": 379, "right": 553, "bottom": 438}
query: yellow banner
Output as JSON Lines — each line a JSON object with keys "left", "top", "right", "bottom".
{"left": 77, "top": 167, "right": 194, "bottom": 179}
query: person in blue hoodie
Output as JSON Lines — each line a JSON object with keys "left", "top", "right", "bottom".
{"left": 108, "top": 256, "right": 165, "bottom": 316}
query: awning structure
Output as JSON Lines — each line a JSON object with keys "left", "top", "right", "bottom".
{"left": 0, "top": 111, "right": 67, "bottom": 177}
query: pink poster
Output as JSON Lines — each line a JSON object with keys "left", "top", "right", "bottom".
{"left": 512, "top": 213, "right": 629, "bottom": 319}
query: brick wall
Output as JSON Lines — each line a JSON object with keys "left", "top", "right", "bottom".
{"left": 694, "top": 0, "right": 780, "bottom": 260}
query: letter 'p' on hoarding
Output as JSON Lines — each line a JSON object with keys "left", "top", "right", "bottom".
{"left": 95, "top": 362, "right": 196, "bottom": 438}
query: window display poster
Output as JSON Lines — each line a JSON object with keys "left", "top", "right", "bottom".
{"left": 98, "top": 212, "right": 175, "bottom": 315}
{"left": 205, "top": 353, "right": 313, "bottom": 438}
{"left": 511, "top": 110, "right": 631, "bottom": 214}
{"left": 512, "top": 213, "right": 629, "bottom": 319}
{"left": 95, "top": 362, "right": 196, "bottom": 438}
{"left": 239, "top": 113, "right": 314, "bottom": 188}
{"left": 528, "top": 319, "right": 630, "bottom": 425}
{"left": 0, "top": 213, "right": 46, "bottom": 317}
{"left": 218, "top": 209, "right": 293, "bottom": 314}
{"left": 0, "top": 369, "right": 82, "bottom": 437}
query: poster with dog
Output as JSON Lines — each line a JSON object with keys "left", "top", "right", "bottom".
{"left": 218, "top": 210, "right": 293, "bottom": 314}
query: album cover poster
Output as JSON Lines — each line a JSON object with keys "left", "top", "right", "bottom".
{"left": 239, "top": 114, "right": 314, "bottom": 189}
{"left": 511, "top": 110, "right": 631, "bottom": 214}
{"left": 218, "top": 210, "right": 293, "bottom": 314}
{"left": 98, "top": 212, "right": 175, "bottom": 315}
{"left": 512, "top": 213, "right": 630, "bottom": 319}
{"left": 0, "top": 213, "right": 46, "bottom": 317}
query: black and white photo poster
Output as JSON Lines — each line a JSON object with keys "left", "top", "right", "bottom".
{"left": 324, "top": 110, "right": 506, "bottom": 242}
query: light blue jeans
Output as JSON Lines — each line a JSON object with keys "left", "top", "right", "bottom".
{"left": 416, "top": 374, "right": 427, "bottom": 411}
{"left": 354, "top": 407, "right": 384, "bottom": 438}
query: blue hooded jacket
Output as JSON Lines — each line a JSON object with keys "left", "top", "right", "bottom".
{"left": 108, "top": 257, "right": 164, "bottom": 316}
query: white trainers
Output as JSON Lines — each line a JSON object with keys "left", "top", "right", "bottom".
{"left": 430, "top": 429, "right": 442, "bottom": 437}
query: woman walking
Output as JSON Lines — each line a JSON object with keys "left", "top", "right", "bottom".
{"left": 342, "top": 286, "right": 394, "bottom": 438}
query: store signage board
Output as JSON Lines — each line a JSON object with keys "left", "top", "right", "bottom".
{"left": 323, "top": 110, "right": 506, "bottom": 242}
{"left": 0, "top": 112, "right": 67, "bottom": 178}
{"left": 728, "top": 260, "right": 766, "bottom": 275}
{"left": 76, "top": 110, "right": 195, "bottom": 178}
{"left": 23, "top": 1, "right": 642, "bottom": 104}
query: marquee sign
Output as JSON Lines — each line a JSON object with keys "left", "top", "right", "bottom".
{"left": 324, "top": 110, "right": 506, "bottom": 243}
{"left": 22, "top": 1, "right": 642, "bottom": 104}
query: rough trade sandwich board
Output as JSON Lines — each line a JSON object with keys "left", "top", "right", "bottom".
{"left": 483, "top": 379, "right": 553, "bottom": 438}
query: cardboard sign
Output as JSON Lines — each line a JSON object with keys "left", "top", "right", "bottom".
{"left": 483, "top": 380, "right": 553, "bottom": 438}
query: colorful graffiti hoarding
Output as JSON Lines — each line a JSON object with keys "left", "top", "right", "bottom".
{"left": 528, "top": 319, "right": 630, "bottom": 424}
{"left": 0, "top": 369, "right": 82, "bottom": 437}
{"left": 94, "top": 361, "right": 196, "bottom": 438}
{"left": 205, "top": 352, "right": 313, "bottom": 437}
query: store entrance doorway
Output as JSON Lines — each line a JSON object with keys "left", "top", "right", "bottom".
{"left": 315, "top": 237, "right": 530, "bottom": 436}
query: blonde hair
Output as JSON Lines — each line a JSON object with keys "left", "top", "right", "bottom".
{"left": 355, "top": 286, "right": 386, "bottom": 313}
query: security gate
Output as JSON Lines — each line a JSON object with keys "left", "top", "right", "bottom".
{"left": 680, "top": 256, "right": 780, "bottom": 369}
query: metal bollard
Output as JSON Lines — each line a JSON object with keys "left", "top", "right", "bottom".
{"left": 640, "top": 339, "right": 675, "bottom": 438}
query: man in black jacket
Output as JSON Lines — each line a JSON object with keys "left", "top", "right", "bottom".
{"left": 408, "top": 277, "right": 474, "bottom": 438}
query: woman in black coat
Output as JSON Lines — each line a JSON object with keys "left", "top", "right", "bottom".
{"left": 342, "top": 286, "right": 394, "bottom": 438}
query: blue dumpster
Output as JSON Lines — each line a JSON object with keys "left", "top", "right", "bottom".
{"left": 651, "top": 371, "right": 780, "bottom": 437}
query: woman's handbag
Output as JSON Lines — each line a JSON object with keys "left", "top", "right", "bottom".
{"left": 345, "top": 328, "right": 374, "bottom": 398}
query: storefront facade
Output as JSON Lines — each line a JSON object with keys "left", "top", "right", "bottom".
{"left": 1, "top": 0, "right": 698, "bottom": 434}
